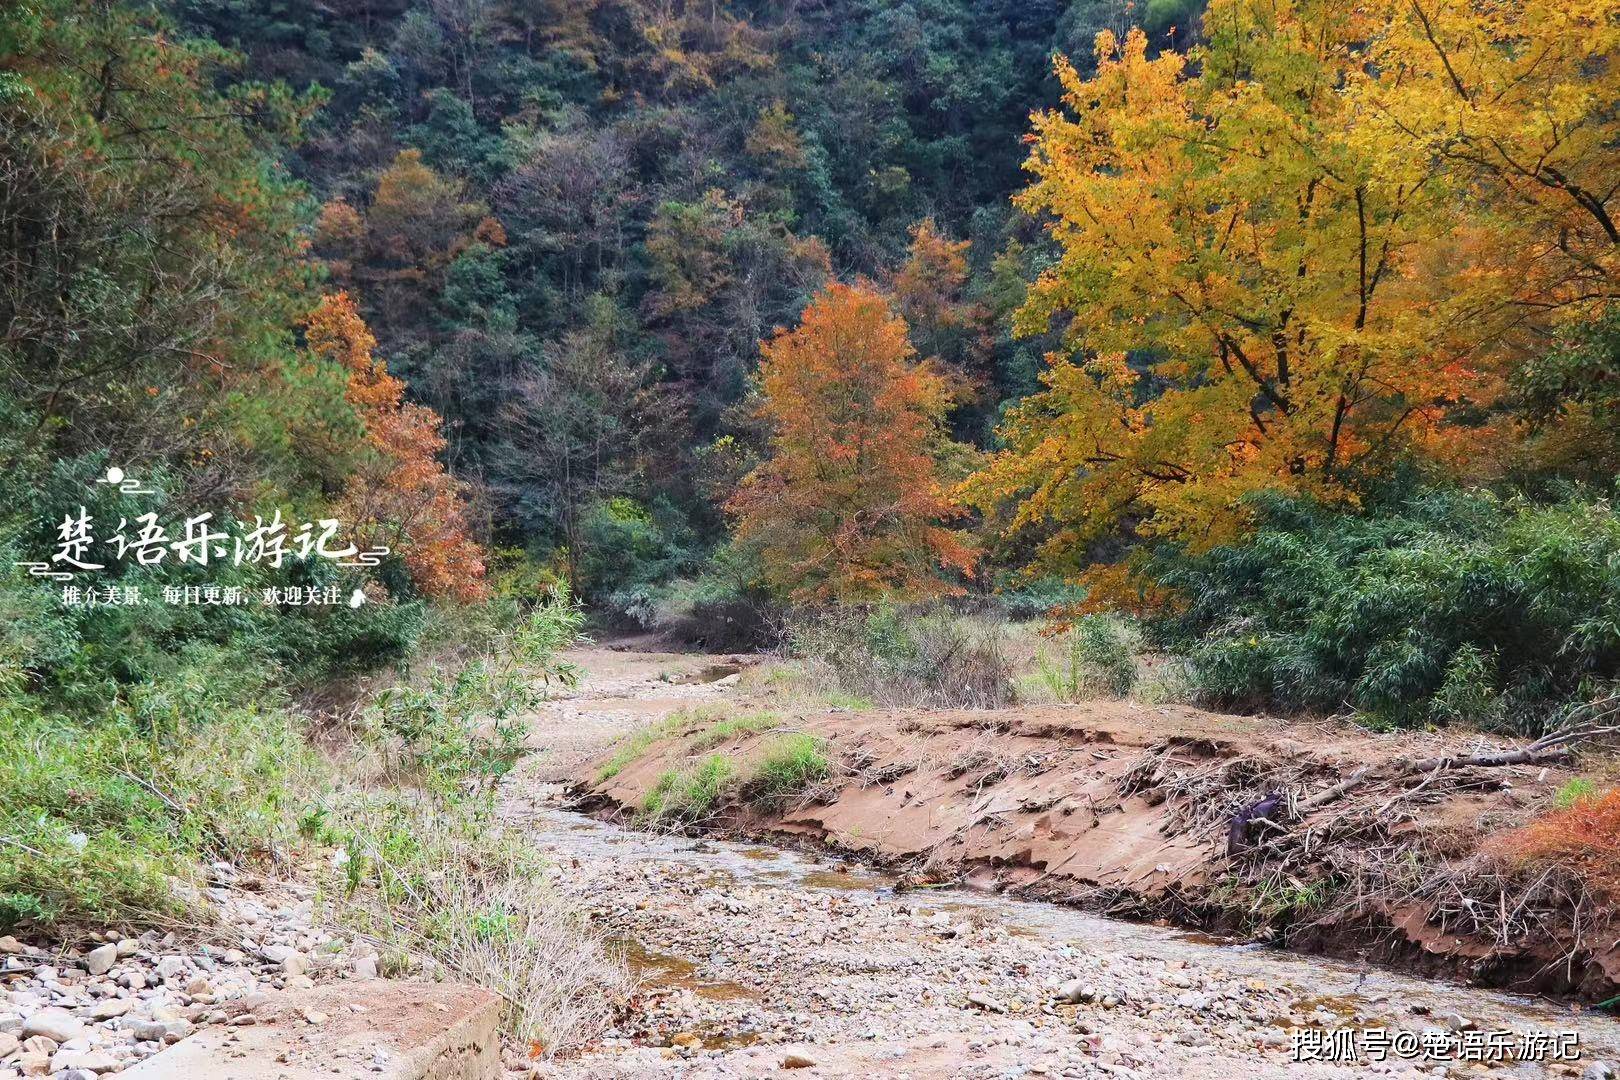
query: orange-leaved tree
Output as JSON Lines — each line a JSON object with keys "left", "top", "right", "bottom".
{"left": 963, "top": 0, "right": 1620, "bottom": 578}
{"left": 305, "top": 293, "right": 488, "bottom": 603}
{"left": 890, "top": 219, "right": 992, "bottom": 384}
{"left": 729, "top": 282, "right": 977, "bottom": 604}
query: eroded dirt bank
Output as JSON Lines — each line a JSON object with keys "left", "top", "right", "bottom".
{"left": 570, "top": 677, "right": 1620, "bottom": 1003}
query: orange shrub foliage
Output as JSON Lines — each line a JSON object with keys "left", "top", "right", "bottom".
{"left": 305, "top": 293, "right": 488, "bottom": 603}
{"left": 729, "top": 282, "right": 976, "bottom": 605}
{"left": 1500, "top": 789, "right": 1620, "bottom": 898}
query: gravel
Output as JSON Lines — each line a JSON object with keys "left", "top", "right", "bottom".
{"left": 0, "top": 866, "right": 377, "bottom": 1078}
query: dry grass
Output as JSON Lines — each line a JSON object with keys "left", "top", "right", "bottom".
{"left": 1112, "top": 732, "right": 1620, "bottom": 979}
{"left": 310, "top": 793, "right": 633, "bottom": 1056}
{"left": 1496, "top": 788, "right": 1620, "bottom": 900}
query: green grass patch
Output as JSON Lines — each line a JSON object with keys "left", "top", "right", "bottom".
{"left": 746, "top": 733, "right": 830, "bottom": 800}
{"left": 643, "top": 754, "right": 736, "bottom": 822}
{"left": 817, "top": 689, "right": 874, "bottom": 710}
{"left": 1555, "top": 777, "right": 1598, "bottom": 809}
{"left": 688, "top": 711, "right": 780, "bottom": 750}
{"left": 595, "top": 716, "right": 688, "bottom": 782}
{"left": 0, "top": 666, "right": 320, "bottom": 929}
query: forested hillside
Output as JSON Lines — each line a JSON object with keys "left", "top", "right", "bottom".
{"left": 157, "top": 0, "right": 1204, "bottom": 599}
{"left": 9, "top": 0, "right": 1620, "bottom": 726}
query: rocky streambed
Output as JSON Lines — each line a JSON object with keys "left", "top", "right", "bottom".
{"left": 500, "top": 646, "right": 1620, "bottom": 1080}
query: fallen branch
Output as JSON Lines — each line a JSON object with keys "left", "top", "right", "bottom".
{"left": 1296, "top": 722, "right": 1620, "bottom": 815}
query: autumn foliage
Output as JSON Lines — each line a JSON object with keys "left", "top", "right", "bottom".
{"left": 305, "top": 293, "right": 487, "bottom": 603}
{"left": 1501, "top": 789, "right": 1620, "bottom": 899}
{"left": 965, "top": 0, "right": 1620, "bottom": 574}
{"left": 729, "top": 283, "right": 976, "bottom": 604}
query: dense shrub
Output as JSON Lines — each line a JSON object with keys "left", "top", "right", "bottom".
{"left": 989, "top": 575, "right": 1090, "bottom": 621}
{"left": 370, "top": 589, "right": 583, "bottom": 795}
{"left": 577, "top": 497, "right": 701, "bottom": 614}
{"left": 605, "top": 544, "right": 781, "bottom": 650}
{"left": 1, "top": 456, "right": 430, "bottom": 704}
{"left": 1144, "top": 488, "right": 1620, "bottom": 730}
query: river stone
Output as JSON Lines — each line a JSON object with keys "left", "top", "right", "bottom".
{"left": 127, "top": 1020, "right": 167, "bottom": 1042}
{"left": 13, "top": 1052, "right": 50, "bottom": 1077}
{"left": 83, "top": 944, "right": 118, "bottom": 977}
{"left": 782, "top": 1053, "right": 817, "bottom": 1068}
{"left": 21, "top": 1008, "right": 84, "bottom": 1043}
{"left": 20, "top": 1035, "right": 57, "bottom": 1055}
{"left": 1054, "top": 978, "right": 1088, "bottom": 1003}
{"left": 50, "top": 1048, "right": 119, "bottom": 1073}
{"left": 86, "top": 998, "right": 131, "bottom": 1021}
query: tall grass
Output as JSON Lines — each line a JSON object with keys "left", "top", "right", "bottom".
{"left": 309, "top": 793, "right": 630, "bottom": 1056}
{"left": 644, "top": 755, "right": 737, "bottom": 822}
{"left": 1030, "top": 615, "right": 1139, "bottom": 701}
{"left": 0, "top": 647, "right": 320, "bottom": 928}
{"left": 748, "top": 733, "right": 830, "bottom": 799}
{"left": 787, "top": 602, "right": 1014, "bottom": 709}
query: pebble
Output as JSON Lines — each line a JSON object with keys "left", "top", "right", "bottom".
{"left": 83, "top": 1000, "right": 129, "bottom": 1021}
{"left": 48, "top": 1049, "right": 118, "bottom": 1073}
{"left": 0, "top": 882, "right": 361, "bottom": 1077}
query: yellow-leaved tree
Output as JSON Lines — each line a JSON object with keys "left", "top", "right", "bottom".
{"left": 964, "top": 0, "right": 1620, "bottom": 580}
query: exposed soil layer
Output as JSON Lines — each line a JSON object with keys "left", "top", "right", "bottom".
{"left": 573, "top": 701, "right": 1620, "bottom": 1002}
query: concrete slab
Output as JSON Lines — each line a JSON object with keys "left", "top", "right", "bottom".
{"left": 123, "top": 981, "right": 502, "bottom": 1080}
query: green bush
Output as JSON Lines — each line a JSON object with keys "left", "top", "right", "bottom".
{"left": 608, "top": 543, "right": 780, "bottom": 650}
{"left": 577, "top": 497, "right": 701, "bottom": 615}
{"left": 1144, "top": 487, "right": 1620, "bottom": 731}
{"left": 2, "top": 453, "right": 428, "bottom": 706}
{"left": 991, "top": 575, "right": 1089, "bottom": 621}
{"left": 1034, "top": 614, "right": 1139, "bottom": 700}
{"left": 370, "top": 587, "right": 583, "bottom": 794}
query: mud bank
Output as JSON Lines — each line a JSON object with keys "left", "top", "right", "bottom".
{"left": 573, "top": 702, "right": 1620, "bottom": 1003}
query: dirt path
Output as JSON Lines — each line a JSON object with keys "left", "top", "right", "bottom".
{"left": 501, "top": 646, "right": 1619, "bottom": 1079}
